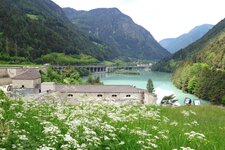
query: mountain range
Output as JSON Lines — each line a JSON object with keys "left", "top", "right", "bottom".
{"left": 153, "top": 18, "right": 225, "bottom": 104}
{"left": 0, "top": 0, "right": 171, "bottom": 64}
{"left": 63, "top": 7, "right": 170, "bottom": 60}
{"left": 0, "top": 0, "right": 121, "bottom": 62}
{"left": 159, "top": 24, "right": 213, "bottom": 53}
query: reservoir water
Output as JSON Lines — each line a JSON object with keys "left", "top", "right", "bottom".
{"left": 92, "top": 71, "right": 207, "bottom": 105}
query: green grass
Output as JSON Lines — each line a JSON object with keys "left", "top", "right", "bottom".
{"left": 0, "top": 63, "right": 43, "bottom": 67}
{"left": 113, "top": 69, "right": 140, "bottom": 75}
{"left": 0, "top": 93, "right": 225, "bottom": 149}
{"left": 41, "top": 53, "right": 99, "bottom": 65}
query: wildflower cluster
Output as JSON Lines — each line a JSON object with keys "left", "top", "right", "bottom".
{"left": 0, "top": 96, "right": 224, "bottom": 149}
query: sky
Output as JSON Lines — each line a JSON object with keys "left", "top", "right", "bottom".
{"left": 52, "top": 0, "right": 225, "bottom": 41}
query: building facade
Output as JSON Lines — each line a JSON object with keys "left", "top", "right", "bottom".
{"left": 41, "top": 82, "right": 156, "bottom": 104}
{"left": 11, "top": 69, "right": 41, "bottom": 95}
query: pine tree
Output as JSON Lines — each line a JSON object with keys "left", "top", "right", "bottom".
{"left": 147, "top": 79, "right": 154, "bottom": 93}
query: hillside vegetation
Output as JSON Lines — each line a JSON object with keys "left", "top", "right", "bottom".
{"left": 1, "top": 91, "right": 225, "bottom": 149}
{"left": 153, "top": 18, "right": 225, "bottom": 104}
{"left": 0, "top": 0, "right": 118, "bottom": 64}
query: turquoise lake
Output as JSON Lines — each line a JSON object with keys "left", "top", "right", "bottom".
{"left": 92, "top": 71, "right": 207, "bottom": 105}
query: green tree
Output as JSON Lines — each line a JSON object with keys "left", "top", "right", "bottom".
{"left": 87, "top": 76, "right": 93, "bottom": 84}
{"left": 187, "top": 76, "right": 198, "bottom": 93}
{"left": 222, "top": 96, "right": 225, "bottom": 105}
{"left": 87, "top": 76, "right": 102, "bottom": 85}
{"left": 147, "top": 79, "right": 154, "bottom": 93}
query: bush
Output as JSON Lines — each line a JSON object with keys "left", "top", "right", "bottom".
{"left": 222, "top": 96, "right": 225, "bottom": 105}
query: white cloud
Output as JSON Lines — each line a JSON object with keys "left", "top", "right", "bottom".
{"left": 52, "top": 0, "right": 225, "bottom": 41}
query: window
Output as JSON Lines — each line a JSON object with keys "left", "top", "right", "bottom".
{"left": 97, "top": 94, "right": 103, "bottom": 97}
{"left": 68, "top": 94, "right": 73, "bottom": 97}
{"left": 126, "top": 95, "right": 131, "bottom": 97}
{"left": 112, "top": 94, "right": 117, "bottom": 97}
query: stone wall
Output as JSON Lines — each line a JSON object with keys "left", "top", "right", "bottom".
{"left": 0, "top": 69, "right": 11, "bottom": 85}
{"left": 58, "top": 92, "right": 144, "bottom": 104}
{"left": 41, "top": 82, "right": 56, "bottom": 92}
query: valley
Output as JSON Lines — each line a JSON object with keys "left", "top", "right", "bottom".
{"left": 0, "top": 0, "right": 225, "bottom": 149}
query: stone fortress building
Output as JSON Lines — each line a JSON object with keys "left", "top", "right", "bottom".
{"left": 0, "top": 67, "right": 156, "bottom": 104}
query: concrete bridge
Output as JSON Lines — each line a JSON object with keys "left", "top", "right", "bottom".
{"left": 0, "top": 64, "right": 151, "bottom": 74}
{"left": 53, "top": 65, "right": 151, "bottom": 73}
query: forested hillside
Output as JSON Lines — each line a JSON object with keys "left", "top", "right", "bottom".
{"left": 153, "top": 18, "right": 225, "bottom": 104}
{"left": 0, "top": 0, "right": 118, "bottom": 64}
{"left": 63, "top": 7, "right": 171, "bottom": 60}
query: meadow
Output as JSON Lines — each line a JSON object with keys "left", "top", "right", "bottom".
{"left": 1, "top": 92, "right": 225, "bottom": 150}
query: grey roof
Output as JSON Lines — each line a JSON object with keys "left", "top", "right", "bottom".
{"left": 12, "top": 69, "right": 41, "bottom": 80}
{"left": 55, "top": 85, "right": 144, "bottom": 93}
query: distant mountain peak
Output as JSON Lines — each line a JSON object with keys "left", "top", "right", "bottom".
{"left": 64, "top": 7, "right": 170, "bottom": 60}
{"left": 160, "top": 24, "right": 214, "bottom": 53}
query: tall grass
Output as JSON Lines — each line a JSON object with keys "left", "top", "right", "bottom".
{"left": 0, "top": 94, "right": 225, "bottom": 149}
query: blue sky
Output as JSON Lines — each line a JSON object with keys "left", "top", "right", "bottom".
{"left": 52, "top": 0, "right": 225, "bottom": 41}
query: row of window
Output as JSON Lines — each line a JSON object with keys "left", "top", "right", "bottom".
{"left": 67, "top": 94, "right": 131, "bottom": 98}
{"left": 97, "top": 94, "right": 131, "bottom": 98}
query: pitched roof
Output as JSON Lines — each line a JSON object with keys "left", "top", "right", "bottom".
{"left": 55, "top": 85, "right": 144, "bottom": 93}
{"left": 12, "top": 69, "right": 41, "bottom": 80}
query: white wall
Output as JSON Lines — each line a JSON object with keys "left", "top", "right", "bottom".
{"left": 41, "top": 83, "right": 56, "bottom": 92}
{"left": 12, "top": 78, "right": 41, "bottom": 89}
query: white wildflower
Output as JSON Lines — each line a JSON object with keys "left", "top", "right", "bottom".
{"left": 119, "top": 141, "right": 125, "bottom": 145}
{"left": 149, "top": 142, "right": 158, "bottom": 148}
{"left": 190, "top": 110, "right": 196, "bottom": 115}
{"left": 152, "top": 126, "right": 158, "bottom": 130}
{"left": 43, "top": 124, "right": 61, "bottom": 135}
{"left": 163, "top": 116, "right": 170, "bottom": 123}
{"left": 60, "top": 144, "right": 69, "bottom": 149}
{"left": 104, "top": 135, "right": 110, "bottom": 141}
{"left": 15, "top": 112, "right": 23, "bottom": 118}
{"left": 181, "top": 110, "right": 190, "bottom": 117}
{"left": 37, "top": 146, "right": 56, "bottom": 150}
{"left": 64, "top": 133, "right": 79, "bottom": 148}
{"left": 191, "top": 120, "right": 199, "bottom": 126}
{"left": 19, "top": 135, "right": 28, "bottom": 141}
{"left": 12, "top": 144, "right": 16, "bottom": 149}
{"left": 180, "top": 146, "right": 195, "bottom": 150}
{"left": 0, "top": 114, "right": 4, "bottom": 120}
{"left": 170, "top": 121, "right": 178, "bottom": 126}
{"left": 185, "top": 131, "right": 206, "bottom": 140}
{"left": 137, "top": 140, "right": 144, "bottom": 144}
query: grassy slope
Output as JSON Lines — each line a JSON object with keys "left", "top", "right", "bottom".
{"left": 1, "top": 94, "right": 225, "bottom": 149}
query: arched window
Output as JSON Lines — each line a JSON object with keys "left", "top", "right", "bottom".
{"left": 97, "top": 94, "right": 103, "bottom": 97}
{"left": 112, "top": 94, "right": 117, "bottom": 97}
